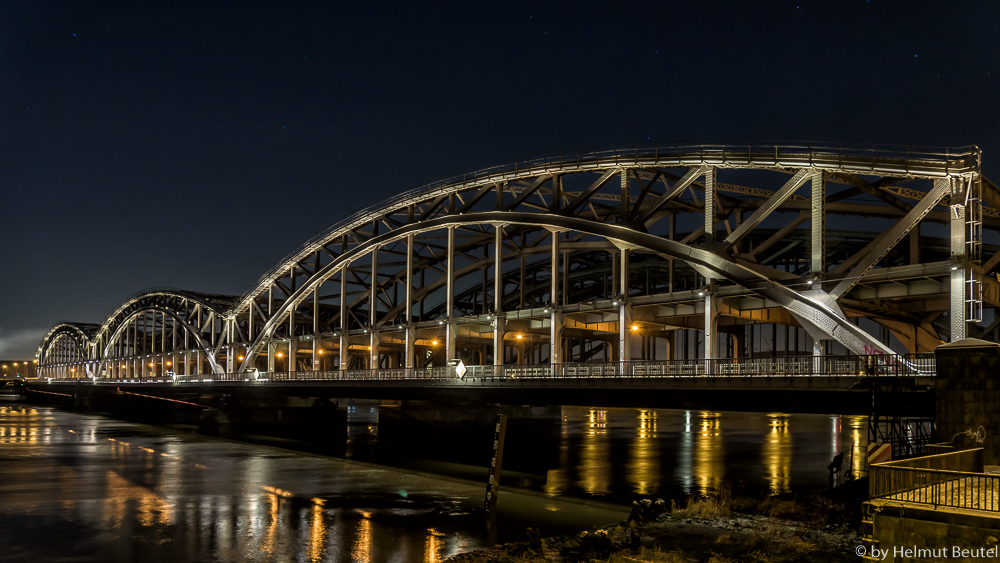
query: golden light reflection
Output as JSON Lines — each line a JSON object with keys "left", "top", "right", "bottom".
{"left": 578, "top": 409, "right": 610, "bottom": 495}
{"left": 764, "top": 413, "right": 792, "bottom": 495}
{"left": 544, "top": 412, "right": 571, "bottom": 497}
{"left": 307, "top": 502, "right": 327, "bottom": 562}
{"left": 260, "top": 485, "right": 294, "bottom": 498}
{"left": 0, "top": 425, "right": 39, "bottom": 444}
{"left": 261, "top": 492, "right": 279, "bottom": 555}
{"left": 351, "top": 510, "right": 373, "bottom": 563}
{"left": 629, "top": 410, "right": 659, "bottom": 495}
{"left": 103, "top": 470, "right": 173, "bottom": 527}
{"left": 694, "top": 412, "right": 724, "bottom": 496}
{"left": 423, "top": 528, "right": 445, "bottom": 562}
{"left": 842, "top": 415, "right": 867, "bottom": 478}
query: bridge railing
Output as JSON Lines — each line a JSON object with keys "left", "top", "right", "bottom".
{"left": 42, "top": 353, "right": 934, "bottom": 384}
{"left": 869, "top": 449, "right": 1000, "bottom": 512}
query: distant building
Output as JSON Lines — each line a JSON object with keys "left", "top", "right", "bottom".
{"left": 0, "top": 360, "right": 37, "bottom": 379}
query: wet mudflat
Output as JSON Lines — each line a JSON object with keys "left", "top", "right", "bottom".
{"left": 0, "top": 405, "right": 627, "bottom": 562}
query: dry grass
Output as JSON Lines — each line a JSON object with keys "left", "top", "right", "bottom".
{"left": 671, "top": 483, "right": 733, "bottom": 518}
{"left": 606, "top": 546, "right": 688, "bottom": 563}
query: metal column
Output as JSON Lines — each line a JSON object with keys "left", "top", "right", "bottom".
{"left": 704, "top": 167, "right": 715, "bottom": 243}
{"left": 339, "top": 268, "right": 348, "bottom": 371}
{"left": 494, "top": 227, "right": 503, "bottom": 313}
{"left": 704, "top": 292, "right": 718, "bottom": 366}
{"left": 618, "top": 302, "right": 632, "bottom": 363}
{"left": 494, "top": 226, "right": 505, "bottom": 366}
{"left": 404, "top": 235, "right": 415, "bottom": 368}
{"left": 810, "top": 170, "right": 825, "bottom": 276}
{"left": 313, "top": 286, "right": 320, "bottom": 371}
{"left": 951, "top": 178, "right": 968, "bottom": 341}
{"left": 549, "top": 229, "right": 561, "bottom": 364}
{"left": 370, "top": 247, "right": 379, "bottom": 369}
{"left": 617, "top": 237, "right": 632, "bottom": 364}
{"left": 445, "top": 227, "right": 457, "bottom": 363}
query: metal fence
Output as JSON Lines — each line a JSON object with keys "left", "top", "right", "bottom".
{"left": 869, "top": 449, "right": 1000, "bottom": 512}
{"left": 44, "top": 353, "right": 935, "bottom": 384}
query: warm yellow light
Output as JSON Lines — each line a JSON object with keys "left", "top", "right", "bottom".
{"left": 238, "top": 356, "right": 244, "bottom": 361}
{"left": 121, "top": 365, "right": 126, "bottom": 368}
{"left": 33, "top": 359, "right": 37, "bottom": 363}
{"left": 71, "top": 368, "right": 76, "bottom": 372}
{"left": 1, "top": 365, "right": 6, "bottom": 369}
{"left": 431, "top": 340, "right": 438, "bottom": 346}
{"left": 318, "top": 350, "right": 323, "bottom": 355}
{"left": 276, "top": 353, "right": 283, "bottom": 358}
{"left": 631, "top": 325, "right": 639, "bottom": 331}
{"left": 367, "top": 346, "right": 372, "bottom": 350}
{"left": 149, "top": 363, "right": 154, "bottom": 367}
{"left": 516, "top": 334, "right": 523, "bottom": 340}
{"left": 12, "top": 362, "right": 17, "bottom": 366}
{"left": 166, "top": 361, "right": 171, "bottom": 366}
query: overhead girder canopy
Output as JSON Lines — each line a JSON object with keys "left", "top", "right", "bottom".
{"left": 36, "top": 322, "right": 97, "bottom": 363}
{"left": 42, "top": 143, "right": 993, "bottom": 375}
{"left": 238, "top": 212, "right": 903, "bottom": 372}
{"left": 99, "top": 306, "right": 221, "bottom": 372}
{"left": 38, "top": 289, "right": 236, "bottom": 375}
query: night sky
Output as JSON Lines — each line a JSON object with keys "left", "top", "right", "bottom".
{"left": 2, "top": 1, "right": 998, "bottom": 358}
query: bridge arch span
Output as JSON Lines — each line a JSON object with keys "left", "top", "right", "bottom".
{"left": 40, "top": 143, "right": 993, "bottom": 378}
{"left": 236, "top": 212, "right": 896, "bottom": 373}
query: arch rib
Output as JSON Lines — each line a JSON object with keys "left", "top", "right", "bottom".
{"left": 237, "top": 211, "right": 892, "bottom": 373}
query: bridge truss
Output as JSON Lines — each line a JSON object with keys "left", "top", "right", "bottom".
{"left": 36, "top": 142, "right": 992, "bottom": 381}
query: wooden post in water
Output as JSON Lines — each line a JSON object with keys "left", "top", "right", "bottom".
{"left": 484, "top": 413, "right": 508, "bottom": 516}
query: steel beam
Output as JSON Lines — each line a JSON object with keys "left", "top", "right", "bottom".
{"left": 951, "top": 178, "right": 968, "bottom": 341}
{"left": 811, "top": 170, "right": 825, "bottom": 276}
{"left": 705, "top": 167, "right": 716, "bottom": 243}
{"left": 637, "top": 165, "right": 708, "bottom": 225}
{"left": 446, "top": 226, "right": 455, "bottom": 362}
{"left": 719, "top": 169, "right": 811, "bottom": 253}
{"left": 830, "top": 177, "right": 951, "bottom": 300}
{"left": 704, "top": 292, "right": 718, "bottom": 363}
{"left": 619, "top": 302, "right": 632, "bottom": 363}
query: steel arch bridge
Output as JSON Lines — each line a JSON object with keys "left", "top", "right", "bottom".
{"left": 37, "top": 142, "right": 996, "bottom": 381}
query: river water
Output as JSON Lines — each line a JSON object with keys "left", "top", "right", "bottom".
{"left": 0, "top": 404, "right": 866, "bottom": 561}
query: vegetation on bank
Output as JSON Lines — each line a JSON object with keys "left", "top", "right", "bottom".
{"left": 445, "top": 484, "right": 865, "bottom": 563}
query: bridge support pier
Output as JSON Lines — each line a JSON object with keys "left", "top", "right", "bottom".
{"left": 935, "top": 338, "right": 1000, "bottom": 464}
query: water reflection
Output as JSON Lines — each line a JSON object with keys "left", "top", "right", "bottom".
{"left": 261, "top": 492, "right": 279, "bottom": 555}
{"left": 543, "top": 415, "right": 571, "bottom": 497}
{"left": 0, "top": 402, "right": 875, "bottom": 560}
{"left": 552, "top": 406, "right": 868, "bottom": 501}
{"left": 838, "top": 415, "right": 867, "bottom": 479}
{"left": 763, "top": 414, "right": 792, "bottom": 494}
{"left": 307, "top": 502, "right": 326, "bottom": 562}
{"left": 694, "top": 412, "right": 724, "bottom": 496}
{"left": 629, "top": 410, "right": 659, "bottom": 495}
{"left": 424, "top": 528, "right": 445, "bottom": 563}
{"left": 578, "top": 409, "right": 610, "bottom": 495}
{"left": 352, "top": 510, "right": 373, "bottom": 563}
